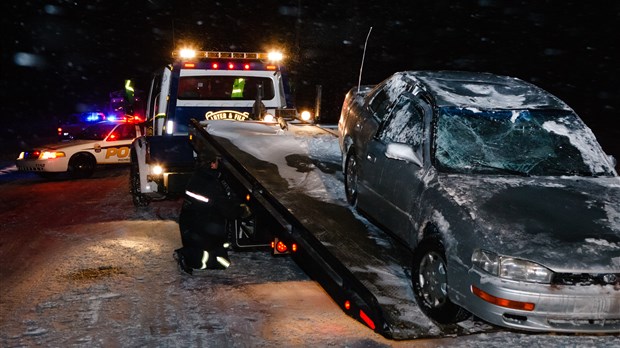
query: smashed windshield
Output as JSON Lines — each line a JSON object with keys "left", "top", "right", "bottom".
{"left": 435, "top": 107, "right": 615, "bottom": 176}
{"left": 75, "top": 123, "right": 116, "bottom": 141}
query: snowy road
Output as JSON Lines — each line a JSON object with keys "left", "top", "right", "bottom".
{"left": 0, "top": 164, "right": 618, "bottom": 347}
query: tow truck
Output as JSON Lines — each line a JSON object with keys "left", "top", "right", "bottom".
{"left": 185, "top": 118, "right": 498, "bottom": 340}
{"left": 130, "top": 49, "right": 312, "bottom": 207}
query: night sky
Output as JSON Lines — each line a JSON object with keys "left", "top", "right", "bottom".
{"left": 1, "top": 1, "right": 619, "bottom": 160}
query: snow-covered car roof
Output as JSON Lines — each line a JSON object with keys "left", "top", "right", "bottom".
{"left": 404, "top": 71, "right": 571, "bottom": 110}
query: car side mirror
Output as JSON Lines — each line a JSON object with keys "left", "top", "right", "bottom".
{"left": 385, "top": 143, "right": 422, "bottom": 167}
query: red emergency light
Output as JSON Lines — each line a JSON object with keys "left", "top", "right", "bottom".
{"left": 275, "top": 240, "right": 287, "bottom": 253}
{"left": 212, "top": 62, "right": 219, "bottom": 69}
{"left": 227, "top": 62, "right": 235, "bottom": 70}
{"left": 243, "top": 63, "right": 250, "bottom": 70}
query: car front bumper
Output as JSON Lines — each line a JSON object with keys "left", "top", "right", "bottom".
{"left": 460, "top": 269, "right": 620, "bottom": 333}
{"left": 16, "top": 158, "right": 69, "bottom": 172}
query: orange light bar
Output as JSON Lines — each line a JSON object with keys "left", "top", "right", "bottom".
{"left": 266, "top": 65, "right": 276, "bottom": 70}
{"left": 471, "top": 286, "right": 535, "bottom": 311}
{"left": 359, "top": 310, "right": 376, "bottom": 330}
{"left": 183, "top": 62, "right": 196, "bottom": 68}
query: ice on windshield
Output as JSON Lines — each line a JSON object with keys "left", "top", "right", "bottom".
{"left": 435, "top": 108, "right": 614, "bottom": 176}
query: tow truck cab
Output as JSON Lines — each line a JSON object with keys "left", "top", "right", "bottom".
{"left": 130, "top": 49, "right": 304, "bottom": 206}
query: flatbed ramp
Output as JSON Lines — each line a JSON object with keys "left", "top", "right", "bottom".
{"left": 190, "top": 119, "right": 495, "bottom": 339}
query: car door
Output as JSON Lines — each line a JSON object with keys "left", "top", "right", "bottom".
{"left": 355, "top": 85, "right": 398, "bottom": 209}
{"left": 362, "top": 93, "right": 426, "bottom": 241}
{"left": 98, "top": 124, "right": 136, "bottom": 164}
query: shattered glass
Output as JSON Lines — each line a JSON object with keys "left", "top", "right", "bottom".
{"left": 434, "top": 107, "right": 614, "bottom": 176}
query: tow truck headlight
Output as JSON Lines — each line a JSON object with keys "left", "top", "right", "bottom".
{"left": 472, "top": 249, "right": 553, "bottom": 284}
{"left": 300, "top": 110, "right": 313, "bottom": 122}
{"left": 262, "top": 113, "right": 275, "bottom": 122}
{"left": 151, "top": 165, "right": 164, "bottom": 175}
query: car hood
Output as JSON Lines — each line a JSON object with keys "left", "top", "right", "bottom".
{"left": 36, "top": 140, "right": 100, "bottom": 151}
{"left": 438, "top": 174, "right": 620, "bottom": 273}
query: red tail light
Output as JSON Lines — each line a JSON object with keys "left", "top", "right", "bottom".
{"left": 359, "top": 310, "right": 376, "bottom": 330}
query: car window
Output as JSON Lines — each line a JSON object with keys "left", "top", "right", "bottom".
{"left": 76, "top": 123, "right": 116, "bottom": 140}
{"left": 368, "top": 89, "right": 393, "bottom": 121}
{"left": 118, "top": 124, "right": 137, "bottom": 140}
{"left": 378, "top": 95, "right": 424, "bottom": 149}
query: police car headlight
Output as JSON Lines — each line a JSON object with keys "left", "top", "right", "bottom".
{"left": 40, "top": 151, "right": 66, "bottom": 159}
{"left": 18, "top": 152, "right": 25, "bottom": 160}
{"left": 151, "top": 165, "right": 164, "bottom": 175}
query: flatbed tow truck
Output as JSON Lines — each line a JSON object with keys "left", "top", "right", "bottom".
{"left": 187, "top": 118, "right": 497, "bottom": 340}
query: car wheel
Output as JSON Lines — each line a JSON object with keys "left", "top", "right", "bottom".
{"left": 130, "top": 153, "right": 150, "bottom": 207}
{"left": 68, "top": 153, "right": 95, "bottom": 178}
{"left": 344, "top": 150, "right": 359, "bottom": 205}
{"left": 412, "top": 237, "right": 471, "bottom": 324}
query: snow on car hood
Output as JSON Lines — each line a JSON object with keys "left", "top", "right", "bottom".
{"left": 438, "top": 174, "right": 620, "bottom": 272}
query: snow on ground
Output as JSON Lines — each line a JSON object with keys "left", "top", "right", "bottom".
{"left": 0, "top": 143, "right": 618, "bottom": 347}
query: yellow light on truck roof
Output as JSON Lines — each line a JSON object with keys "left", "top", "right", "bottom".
{"left": 267, "top": 51, "right": 283, "bottom": 62}
{"left": 178, "top": 49, "right": 196, "bottom": 59}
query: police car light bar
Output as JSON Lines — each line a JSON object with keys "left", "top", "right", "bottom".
{"left": 173, "top": 49, "right": 284, "bottom": 62}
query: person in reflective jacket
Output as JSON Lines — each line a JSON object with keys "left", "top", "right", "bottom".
{"left": 174, "top": 157, "right": 251, "bottom": 274}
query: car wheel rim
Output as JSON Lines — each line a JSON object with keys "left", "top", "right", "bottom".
{"left": 346, "top": 156, "right": 357, "bottom": 200}
{"left": 418, "top": 251, "right": 448, "bottom": 308}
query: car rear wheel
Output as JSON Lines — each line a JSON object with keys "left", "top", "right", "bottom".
{"left": 344, "top": 150, "right": 359, "bottom": 205}
{"left": 412, "top": 237, "right": 470, "bottom": 324}
{"left": 130, "top": 152, "right": 150, "bottom": 207}
{"left": 68, "top": 153, "right": 95, "bottom": 178}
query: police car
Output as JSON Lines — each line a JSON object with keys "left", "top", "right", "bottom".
{"left": 17, "top": 121, "right": 144, "bottom": 178}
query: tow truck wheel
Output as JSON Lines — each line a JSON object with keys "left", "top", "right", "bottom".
{"left": 412, "top": 237, "right": 471, "bottom": 324}
{"left": 344, "top": 150, "right": 359, "bottom": 206}
{"left": 130, "top": 155, "right": 150, "bottom": 207}
{"left": 68, "top": 153, "right": 95, "bottom": 178}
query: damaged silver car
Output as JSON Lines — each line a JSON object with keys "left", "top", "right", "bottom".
{"left": 338, "top": 71, "right": 620, "bottom": 333}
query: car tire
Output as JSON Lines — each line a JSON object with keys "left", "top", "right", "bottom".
{"left": 412, "top": 237, "right": 471, "bottom": 324}
{"left": 344, "top": 150, "right": 359, "bottom": 206}
{"left": 130, "top": 152, "right": 150, "bottom": 207}
{"left": 68, "top": 153, "right": 96, "bottom": 178}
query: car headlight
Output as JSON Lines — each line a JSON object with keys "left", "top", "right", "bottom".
{"left": 472, "top": 249, "right": 553, "bottom": 284}
{"left": 40, "top": 151, "right": 66, "bottom": 159}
